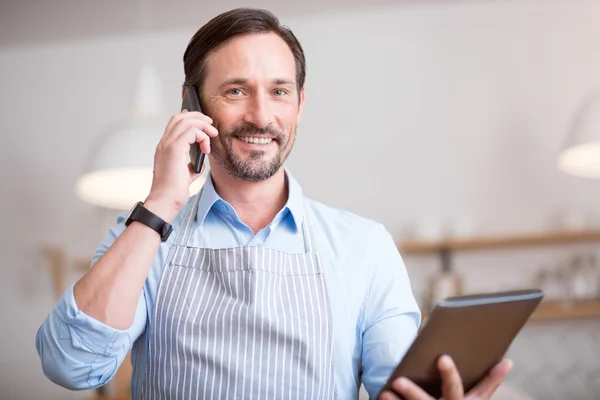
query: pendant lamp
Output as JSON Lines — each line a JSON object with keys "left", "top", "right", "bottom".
{"left": 74, "top": 63, "right": 207, "bottom": 211}
{"left": 558, "top": 87, "right": 600, "bottom": 179}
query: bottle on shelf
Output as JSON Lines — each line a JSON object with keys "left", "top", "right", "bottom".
{"left": 423, "top": 261, "right": 464, "bottom": 312}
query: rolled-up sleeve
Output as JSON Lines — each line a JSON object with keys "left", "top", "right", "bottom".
{"left": 360, "top": 223, "right": 421, "bottom": 398}
{"left": 35, "top": 214, "right": 147, "bottom": 390}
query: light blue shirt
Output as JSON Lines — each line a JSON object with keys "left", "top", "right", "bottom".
{"left": 36, "top": 170, "right": 421, "bottom": 399}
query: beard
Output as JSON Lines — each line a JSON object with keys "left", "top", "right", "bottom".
{"left": 209, "top": 121, "right": 295, "bottom": 182}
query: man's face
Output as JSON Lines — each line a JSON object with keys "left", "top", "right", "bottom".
{"left": 201, "top": 32, "right": 305, "bottom": 182}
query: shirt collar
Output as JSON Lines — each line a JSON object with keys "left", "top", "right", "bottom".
{"left": 195, "top": 173, "right": 222, "bottom": 226}
{"left": 195, "top": 168, "right": 304, "bottom": 232}
{"left": 282, "top": 169, "right": 304, "bottom": 231}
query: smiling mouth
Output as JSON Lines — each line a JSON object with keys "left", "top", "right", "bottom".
{"left": 236, "top": 136, "right": 274, "bottom": 145}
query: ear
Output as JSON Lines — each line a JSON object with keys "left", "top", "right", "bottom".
{"left": 296, "top": 88, "right": 306, "bottom": 124}
{"left": 181, "top": 86, "right": 186, "bottom": 99}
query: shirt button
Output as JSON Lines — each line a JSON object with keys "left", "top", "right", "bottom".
{"left": 219, "top": 204, "right": 228, "bottom": 212}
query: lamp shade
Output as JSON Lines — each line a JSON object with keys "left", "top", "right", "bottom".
{"left": 558, "top": 88, "right": 600, "bottom": 179}
{"left": 75, "top": 63, "right": 207, "bottom": 211}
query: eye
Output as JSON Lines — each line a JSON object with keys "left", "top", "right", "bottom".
{"left": 273, "top": 89, "right": 288, "bottom": 96}
{"left": 226, "top": 88, "right": 243, "bottom": 96}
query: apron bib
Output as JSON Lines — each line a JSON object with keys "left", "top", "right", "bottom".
{"left": 141, "top": 189, "right": 338, "bottom": 399}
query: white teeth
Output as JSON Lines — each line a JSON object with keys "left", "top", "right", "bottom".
{"left": 239, "top": 137, "right": 273, "bottom": 145}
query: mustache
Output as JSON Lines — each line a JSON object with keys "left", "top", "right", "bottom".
{"left": 227, "top": 123, "right": 283, "bottom": 140}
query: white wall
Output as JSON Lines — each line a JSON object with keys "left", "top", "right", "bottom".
{"left": 2, "top": 0, "right": 600, "bottom": 398}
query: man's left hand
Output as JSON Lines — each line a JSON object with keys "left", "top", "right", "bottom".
{"left": 379, "top": 356, "right": 513, "bottom": 400}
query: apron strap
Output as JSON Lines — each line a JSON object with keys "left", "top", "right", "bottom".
{"left": 301, "top": 202, "right": 319, "bottom": 255}
{"left": 164, "top": 186, "right": 204, "bottom": 267}
{"left": 179, "top": 187, "right": 203, "bottom": 245}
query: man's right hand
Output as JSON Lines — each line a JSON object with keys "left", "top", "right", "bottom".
{"left": 379, "top": 356, "right": 512, "bottom": 400}
{"left": 70, "top": 109, "right": 218, "bottom": 331}
{"left": 144, "top": 110, "right": 219, "bottom": 223}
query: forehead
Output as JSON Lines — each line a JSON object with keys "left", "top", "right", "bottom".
{"left": 204, "top": 32, "right": 296, "bottom": 84}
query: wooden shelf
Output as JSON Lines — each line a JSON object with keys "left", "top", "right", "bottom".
{"left": 420, "top": 299, "right": 600, "bottom": 322}
{"left": 399, "top": 229, "right": 600, "bottom": 254}
{"left": 529, "top": 299, "right": 600, "bottom": 321}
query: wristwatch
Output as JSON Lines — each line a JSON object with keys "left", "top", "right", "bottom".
{"left": 125, "top": 201, "right": 173, "bottom": 242}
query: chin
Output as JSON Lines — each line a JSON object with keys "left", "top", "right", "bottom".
{"left": 235, "top": 149, "right": 278, "bottom": 165}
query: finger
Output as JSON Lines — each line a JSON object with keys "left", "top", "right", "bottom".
{"left": 439, "top": 355, "right": 464, "bottom": 400}
{"left": 169, "top": 116, "right": 218, "bottom": 141}
{"left": 163, "top": 111, "right": 214, "bottom": 141}
{"left": 160, "top": 118, "right": 190, "bottom": 146}
{"left": 180, "top": 110, "right": 213, "bottom": 125}
{"left": 188, "top": 161, "right": 206, "bottom": 178}
{"left": 466, "top": 359, "right": 513, "bottom": 400}
{"left": 164, "top": 118, "right": 218, "bottom": 146}
{"left": 392, "top": 377, "right": 435, "bottom": 400}
{"left": 163, "top": 113, "right": 186, "bottom": 140}
{"left": 195, "top": 128, "right": 212, "bottom": 155}
{"left": 177, "top": 127, "right": 211, "bottom": 155}
{"left": 175, "top": 109, "right": 212, "bottom": 124}
{"left": 378, "top": 390, "right": 401, "bottom": 400}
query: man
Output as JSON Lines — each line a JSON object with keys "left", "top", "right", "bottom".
{"left": 36, "top": 8, "right": 511, "bottom": 400}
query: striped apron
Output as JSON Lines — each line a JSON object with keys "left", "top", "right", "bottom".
{"left": 141, "top": 190, "right": 338, "bottom": 399}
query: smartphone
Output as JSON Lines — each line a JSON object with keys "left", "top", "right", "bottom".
{"left": 181, "top": 84, "right": 206, "bottom": 174}
{"left": 379, "top": 289, "right": 544, "bottom": 398}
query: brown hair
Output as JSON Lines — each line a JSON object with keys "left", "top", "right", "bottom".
{"left": 183, "top": 8, "right": 306, "bottom": 101}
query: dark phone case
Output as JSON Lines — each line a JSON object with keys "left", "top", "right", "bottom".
{"left": 181, "top": 85, "right": 206, "bottom": 174}
{"left": 379, "top": 289, "right": 544, "bottom": 398}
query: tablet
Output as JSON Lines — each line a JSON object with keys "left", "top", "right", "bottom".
{"left": 379, "top": 289, "right": 544, "bottom": 398}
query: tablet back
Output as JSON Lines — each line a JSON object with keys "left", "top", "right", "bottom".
{"left": 382, "top": 289, "right": 544, "bottom": 397}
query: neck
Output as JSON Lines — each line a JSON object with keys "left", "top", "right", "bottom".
{"left": 209, "top": 166, "right": 288, "bottom": 234}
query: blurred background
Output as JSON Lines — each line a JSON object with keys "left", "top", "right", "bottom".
{"left": 2, "top": 0, "right": 600, "bottom": 399}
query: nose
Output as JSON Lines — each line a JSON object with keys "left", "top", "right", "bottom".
{"left": 243, "top": 92, "right": 274, "bottom": 129}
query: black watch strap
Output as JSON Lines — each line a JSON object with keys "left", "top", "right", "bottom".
{"left": 125, "top": 201, "right": 173, "bottom": 242}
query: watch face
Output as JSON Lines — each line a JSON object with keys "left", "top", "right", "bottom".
{"left": 126, "top": 201, "right": 142, "bottom": 222}
{"left": 162, "top": 224, "right": 174, "bottom": 241}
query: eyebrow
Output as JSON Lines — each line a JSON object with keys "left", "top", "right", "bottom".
{"left": 219, "top": 78, "right": 295, "bottom": 88}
